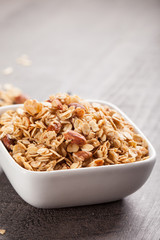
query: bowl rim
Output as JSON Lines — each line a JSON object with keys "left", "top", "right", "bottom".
{"left": 0, "top": 100, "right": 156, "bottom": 176}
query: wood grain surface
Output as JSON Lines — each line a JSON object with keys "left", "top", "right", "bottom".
{"left": 0, "top": 0, "right": 160, "bottom": 239}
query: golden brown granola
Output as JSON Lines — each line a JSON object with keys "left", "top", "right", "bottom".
{"left": 0, "top": 94, "right": 149, "bottom": 171}
{"left": 0, "top": 84, "right": 28, "bottom": 106}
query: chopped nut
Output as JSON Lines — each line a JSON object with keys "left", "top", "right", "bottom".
{"left": 64, "top": 130, "right": 86, "bottom": 145}
{"left": 73, "top": 151, "right": 92, "bottom": 162}
{"left": 47, "top": 122, "right": 61, "bottom": 133}
{"left": 14, "top": 94, "right": 28, "bottom": 104}
{"left": 2, "top": 135, "right": 14, "bottom": 151}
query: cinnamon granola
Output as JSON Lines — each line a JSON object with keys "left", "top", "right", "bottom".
{"left": 0, "top": 94, "right": 149, "bottom": 171}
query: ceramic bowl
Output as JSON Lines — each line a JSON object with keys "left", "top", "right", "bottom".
{"left": 0, "top": 101, "right": 156, "bottom": 208}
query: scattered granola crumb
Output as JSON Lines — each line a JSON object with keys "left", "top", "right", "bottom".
{"left": 0, "top": 229, "right": 6, "bottom": 235}
{"left": 0, "top": 93, "right": 149, "bottom": 171}
{"left": 16, "top": 54, "right": 32, "bottom": 66}
{"left": 2, "top": 67, "right": 13, "bottom": 75}
{"left": 0, "top": 84, "right": 28, "bottom": 107}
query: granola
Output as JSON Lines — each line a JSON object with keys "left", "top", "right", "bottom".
{"left": 0, "top": 84, "right": 28, "bottom": 106}
{"left": 0, "top": 94, "right": 149, "bottom": 171}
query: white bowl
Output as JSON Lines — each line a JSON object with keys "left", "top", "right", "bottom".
{"left": 0, "top": 101, "right": 156, "bottom": 208}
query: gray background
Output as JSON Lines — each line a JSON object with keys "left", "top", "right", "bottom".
{"left": 0, "top": 0, "right": 160, "bottom": 239}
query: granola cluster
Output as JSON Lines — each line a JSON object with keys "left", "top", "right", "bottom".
{"left": 0, "top": 94, "right": 149, "bottom": 171}
{"left": 0, "top": 84, "right": 28, "bottom": 106}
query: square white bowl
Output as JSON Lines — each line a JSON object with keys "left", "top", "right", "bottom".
{"left": 0, "top": 101, "right": 156, "bottom": 208}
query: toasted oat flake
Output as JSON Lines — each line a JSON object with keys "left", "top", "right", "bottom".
{"left": 81, "top": 144, "right": 94, "bottom": 152}
{"left": 0, "top": 93, "right": 149, "bottom": 171}
{"left": 88, "top": 159, "right": 104, "bottom": 167}
{"left": 67, "top": 143, "right": 79, "bottom": 153}
{"left": 0, "top": 229, "right": 6, "bottom": 235}
{"left": 70, "top": 162, "right": 80, "bottom": 169}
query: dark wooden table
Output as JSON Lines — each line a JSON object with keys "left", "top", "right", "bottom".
{"left": 0, "top": 0, "right": 160, "bottom": 239}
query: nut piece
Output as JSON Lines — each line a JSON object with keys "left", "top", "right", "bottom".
{"left": 14, "top": 94, "right": 28, "bottom": 104}
{"left": 50, "top": 98, "right": 63, "bottom": 110}
{"left": 73, "top": 151, "right": 92, "bottom": 161}
{"left": 2, "top": 135, "right": 14, "bottom": 151}
{"left": 64, "top": 130, "right": 86, "bottom": 145}
{"left": 47, "top": 122, "right": 61, "bottom": 133}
